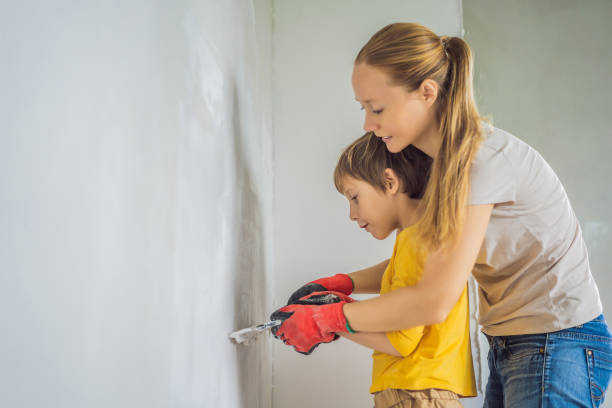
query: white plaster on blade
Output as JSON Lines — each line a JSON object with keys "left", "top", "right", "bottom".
{"left": 229, "top": 320, "right": 281, "bottom": 345}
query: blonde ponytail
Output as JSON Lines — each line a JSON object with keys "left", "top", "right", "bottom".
{"left": 356, "top": 24, "right": 484, "bottom": 251}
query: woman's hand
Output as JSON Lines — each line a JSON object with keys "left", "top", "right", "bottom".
{"left": 271, "top": 291, "right": 355, "bottom": 355}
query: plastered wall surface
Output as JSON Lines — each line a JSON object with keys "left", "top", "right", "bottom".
{"left": 4, "top": 1, "right": 604, "bottom": 407}
{"left": 0, "top": 1, "right": 274, "bottom": 407}
{"left": 271, "top": 1, "right": 486, "bottom": 407}
{"left": 464, "top": 1, "right": 612, "bottom": 406}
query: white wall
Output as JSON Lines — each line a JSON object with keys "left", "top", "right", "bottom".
{"left": 270, "top": 1, "right": 486, "bottom": 407}
{"left": 0, "top": 1, "right": 274, "bottom": 407}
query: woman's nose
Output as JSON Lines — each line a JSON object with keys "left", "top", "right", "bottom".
{"left": 363, "top": 114, "right": 379, "bottom": 132}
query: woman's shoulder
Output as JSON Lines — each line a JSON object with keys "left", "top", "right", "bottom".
{"left": 476, "top": 124, "right": 530, "bottom": 161}
{"left": 470, "top": 123, "right": 562, "bottom": 206}
{"left": 472, "top": 124, "right": 548, "bottom": 176}
{"left": 469, "top": 124, "right": 536, "bottom": 205}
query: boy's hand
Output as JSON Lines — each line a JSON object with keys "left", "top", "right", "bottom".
{"left": 286, "top": 274, "right": 354, "bottom": 305}
{"left": 271, "top": 291, "right": 355, "bottom": 355}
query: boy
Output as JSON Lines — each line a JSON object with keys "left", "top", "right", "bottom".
{"left": 272, "top": 132, "right": 476, "bottom": 407}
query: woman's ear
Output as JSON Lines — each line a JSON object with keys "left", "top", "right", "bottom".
{"left": 383, "top": 168, "right": 401, "bottom": 195}
{"left": 419, "top": 79, "right": 439, "bottom": 107}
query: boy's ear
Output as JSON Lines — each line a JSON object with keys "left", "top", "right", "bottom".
{"left": 383, "top": 168, "right": 401, "bottom": 194}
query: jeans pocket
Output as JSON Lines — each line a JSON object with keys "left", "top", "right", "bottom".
{"left": 505, "top": 340, "right": 545, "bottom": 361}
{"left": 585, "top": 348, "right": 612, "bottom": 407}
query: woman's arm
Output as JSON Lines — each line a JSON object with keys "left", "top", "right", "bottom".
{"left": 337, "top": 331, "right": 402, "bottom": 356}
{"left": 348, "top": 259, "right": 389, "bottom": 294}
{"left": 343, "top": 204, "right": 493, "bottom": 332}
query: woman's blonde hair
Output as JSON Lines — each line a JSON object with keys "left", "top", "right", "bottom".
{"left": 334, "top": 132, "right": 432, "bottom": 199}
{"left": 355, "top": 22, "right": 484, "bottom": 251}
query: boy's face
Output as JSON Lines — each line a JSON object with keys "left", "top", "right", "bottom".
{"left": 340, "top": 175, "right": 401, "bottom": 240}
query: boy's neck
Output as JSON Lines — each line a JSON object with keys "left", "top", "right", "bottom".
{"left": 395, "top": 195, "right": 422, "bottom": 230}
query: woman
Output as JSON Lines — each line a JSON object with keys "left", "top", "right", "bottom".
{"left": 272, "top": 22, "right": 611, "bottom": 407}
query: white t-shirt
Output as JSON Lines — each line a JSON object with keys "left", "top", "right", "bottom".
{"left": 469, "top": 125, "right": 602, "bottom": 336}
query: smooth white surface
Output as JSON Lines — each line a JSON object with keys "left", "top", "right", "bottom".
{"left": 271, "top": 1, "right": 485, "bottom": 407}
{"left": 0, "top": 1, "right": 274, "bottom": 407}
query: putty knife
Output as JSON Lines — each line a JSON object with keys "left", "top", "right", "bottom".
{"left": 228, "top": 320, "right": 282, "bottom": 345}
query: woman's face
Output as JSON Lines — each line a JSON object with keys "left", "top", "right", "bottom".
{"left": 352, "top": 63, "right": 438, "bottom": 154}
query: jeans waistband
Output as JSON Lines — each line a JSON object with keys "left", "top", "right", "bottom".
{"left": 484, "top": 314, "right": 608, "bottom": 348}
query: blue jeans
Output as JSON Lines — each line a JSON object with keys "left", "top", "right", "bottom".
{"left": 484, "top": 314, "right": 612, "bottom": 407}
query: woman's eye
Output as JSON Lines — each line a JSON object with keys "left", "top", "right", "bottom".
{"left": 351, "top": 195, "right": 358, "bottom": 202}
{"left": 372, "top": 109, "right": 384, "bottom": 115}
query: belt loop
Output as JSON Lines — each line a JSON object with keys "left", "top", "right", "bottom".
{"left": 391, "top": 388, "right": 399, "bottom": 403}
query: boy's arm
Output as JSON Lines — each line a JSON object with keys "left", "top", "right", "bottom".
{"left": 285, "top": 259, "right": 389, "bottom": 305}
{"left": 338, "top": 324, "right": 424, "bottom": 358}
{"left": 348, "top": 259, "right": 389, "bottom": 294}
{"left": 337, "top": 331, "right": 402, "bottom": 356}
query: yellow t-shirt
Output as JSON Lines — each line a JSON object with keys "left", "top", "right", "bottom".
{"left": 370, "top": 226, "right": 476, "bottom": 397}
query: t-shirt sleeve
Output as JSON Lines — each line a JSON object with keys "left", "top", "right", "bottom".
{"left": 386, "top": 326, "right": 425, "bottom": 357}
{"left": 469, "top": 140, "right": 517, "bottom": 205}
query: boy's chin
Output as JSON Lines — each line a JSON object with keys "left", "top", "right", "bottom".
{"left": 371, "top": 230, "right": 393, "bottom": 240}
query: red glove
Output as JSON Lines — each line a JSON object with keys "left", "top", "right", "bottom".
{"left": 271, "top": 291, "right": 355, "bottom": 355}
{"left": 286, "top": 273, "right": 354, "bottom": 305}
